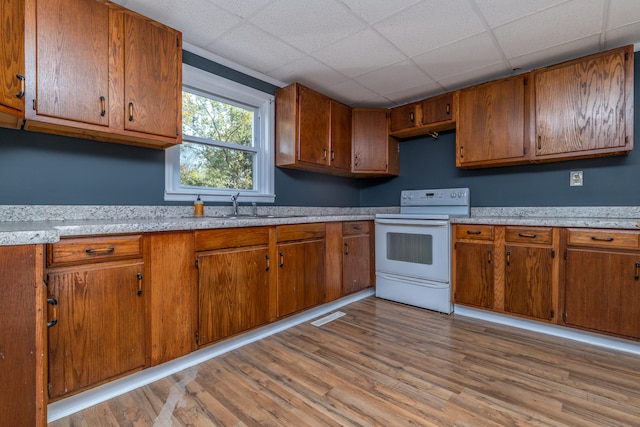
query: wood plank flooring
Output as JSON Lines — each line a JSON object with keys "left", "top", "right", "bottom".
{"left": 49, "top": 297, "right": 640, "bottom": 426}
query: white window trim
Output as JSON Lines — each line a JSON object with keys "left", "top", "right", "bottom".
{"left": 165, "top": 63, "right": 275, "bottom": 203}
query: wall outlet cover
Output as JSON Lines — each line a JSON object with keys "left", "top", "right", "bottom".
{"left": 570, "top": 170, "right": 583, "bottom": 186}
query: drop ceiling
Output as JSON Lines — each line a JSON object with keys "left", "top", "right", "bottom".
{"left": 113, "top": 0, "right": 640, "bottom": 107}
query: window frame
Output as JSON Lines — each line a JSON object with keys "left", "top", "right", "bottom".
{"left": 165, "top": 63, "right": 275, "bottom": 203}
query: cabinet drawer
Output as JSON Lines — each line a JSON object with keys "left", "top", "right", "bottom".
{"left": 48, "top": 235, "right": 142, "bottom": 267}
{"left": 455, "top": 224, "right": 494, "bottom": 241}
{"left": 566, "top": 228, "right": 639, "bottom": 250}
{"left": 195, "top": 227, "right": 269, "bottom": 252}
{"left": 505, "top": 226, "right": 553, "bottom": 245}
{"left": 277, "top": 223, "right": 325, "bottom": 242}
{"left": 343, "top": 221, "right": 371, "bottom": 235}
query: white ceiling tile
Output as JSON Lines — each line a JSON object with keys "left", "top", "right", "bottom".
{"left": 206, "top": 0, "right": 274, "bottom": 18}
{"left": 603, "top": 22, "right": 640, "bottom": 50}
{"left": 268, "top": 56, "right": 350, "bottom": 88}
{"left": 473, "top": 0, "right": 570, "bottom": 28}
{"left": 339, "top": 0, "right": 421, "bottom": 24}
{"left": 413, "top": 32, "right": 505, "bottom": 80}
{"left": 351, "top": 96, "right": 394, "bottom": 108}
{"left": 248, "top": 0, "right": 365, "bottom": 53}
{"left": 354, "top": 60, "right": 434, "bottom": 97}
{"left": 437, "top": 62, "right": 509, "bottom": 91}
{"left": 373, "top": 0, "right": 487, "bottom": 57}
{"left": 121, "top": 0, "right": 242, "bottom": 46}
{"left": 206, "top": 23, "right": 305, "bottom": 74}
{"left": 384, "top": 81, "right": 445, "bottom": 105}
{"left": 312, "top": 29, "right": 407, "bottom": 78}
{"left": 607, "top": 0, "right": 640, "bottom": 29}
{"left": 322, "top": 80, "right": 380, "bottom": 105}
{"left": 508, "top": 35, "right": 601, "bottom": 71}
{"left": 493, "top": 0, "right": 605, "bottom": 58}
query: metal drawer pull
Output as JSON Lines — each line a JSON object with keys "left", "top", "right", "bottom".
{"left": 47, "top": 297, "right": 58, "bottom": 328}
{"left": 590, "top": 236, "right": 614, "bottom": 242}
{"left": 635, "top": 262, "right": 640, "bottom": 281}
{"left": 128, "top": 102, "right": 134, "bottom": 121}
{"left": 137, "top": 273, "right": 143, "bottom": 296}
{"left": 85, "top": 247, "right": 115, "bottom": 255}
{"left": 279, "top": 252, "right": 284, "bottom": 267}
{"left": 409, "top": 111, "right": 414, "bottom": 122}
{"left": 344, "top": 242, "right": 349, "bottom": 255}
{"left": 265, "top": 255, "right": 270, "bottom": 271}
{"left": 446, "top": 103, "right": 450, "bottom": 115}
{"left": 100, "top": 96, "right": 106, "bottom": 117}
{"left": 518, "top": 232, "right": 537, "bottom": 238}
{"left": 16, "top": 73, "right": 25, "bottom": 98}
{"left": 466, "top": 230, "right": 482, "bottom": 235}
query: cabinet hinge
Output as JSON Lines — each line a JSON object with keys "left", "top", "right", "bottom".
{"left": 551, "top": 250, "right": 555, "bottom": 259}
{"left": 195, "top": 258, "right": 199, "bottom": 269}
{"left": 195, "top": 332, "right": 199, "bottom": 344}
{"left": 550, "top": 309, "right": 555, "bottom": 319}
{"left": 562, "top": 311, "right": 567, "bottom": 323}
{"left": 43, "top": 275, "right": 49, "bottom": 286}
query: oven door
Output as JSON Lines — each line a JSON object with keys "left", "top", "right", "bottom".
{"left": 375, "top": 218, "right": 450, "bottom": 283}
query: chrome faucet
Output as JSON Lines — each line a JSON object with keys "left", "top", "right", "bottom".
{"left": 230, "top": 192, "right": 240, "bottom": 215}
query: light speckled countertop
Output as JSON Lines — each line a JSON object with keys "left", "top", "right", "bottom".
{"left": 1, "top": 205, "right": 639, "bottom": 246}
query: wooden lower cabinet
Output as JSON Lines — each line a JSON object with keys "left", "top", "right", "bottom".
{"left": 276, "top": 223, "right": 326, "bottom": 318}
{"left": 47, "top": 260, "right": 146, "bottom": 400}
{"left": 562, "top": 228, "right": 640, "bottom": 339}
{"left": 0, "top": 245, "right": 46, "bottom": 427}
{"left": 454, "top": 240, "right": 495, "bottom": 309}
{"left": 342, "top": 221, "right": 373, "bottom": 295}
{"left": 195, "top": 227, "right": 272, "bottom": 347}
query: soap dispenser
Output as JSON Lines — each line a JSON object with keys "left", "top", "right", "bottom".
{"left": 194, "top": 195, "right": 204, "bottom": 216}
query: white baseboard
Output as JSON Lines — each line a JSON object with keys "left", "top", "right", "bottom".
{"left": 47, "top": 289, "right": 375, "bottom": 422}
{"left": 454, "top": 305, "right": 640, "bottom": 356}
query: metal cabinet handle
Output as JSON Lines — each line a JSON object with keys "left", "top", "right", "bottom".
{"left": 279, "top": 252, "right": 284, "bottom": 267}
{"left": 409, "top": 111, "right": 414, "bottom": 123}
{"left": 322, "top": 148, "right": 327, "bottom": 160}
{"left": 446, "top": 103, "right": 450, "bottom": 115}
{"left": 16, "top": 74, "right": 25, "bottom": 99}
{"left": 128, "top": 102, "right": 134, "bottom": 121}
{"left": 344, "top": 242, "right": 349, "bottom": 255}
{"left": 466, "top": 230, "right": 482, "bottom": 235}
{"left": 85, "top": 247, "right": 114, "bottom": 255}
{"left": 506, "top": 250, "right": 511, "bottom": 266}
{"left": 265, "top": 255, "right": 270, "bottom": 271}
{"left": 591, "top": 236, "right": 614, "bottom": 242}
{"left": 137, "top": 273, "right": 143, "bottom": 296}
{"left": 537, "top": 135, "right": 542, "bottom": 150}
{"left": 518, "top": 233, "right": 537, "bottom": 238}
{"left": 100, "top": 96, "right": 106, "bottom": 117}
{"left": 487, "top": 249, "right": 492, "bottom": 264}
{"left": 47, "top": 297, "right": 58, "bottom": 328}
{"left": 635, "top": 262, "right": 640, "bottom": 280}
{"left": 330, "top": 150, "right": 335, "bottom": 161}
{"left": 459, "top": 146, "right": 464, "bottom": 159}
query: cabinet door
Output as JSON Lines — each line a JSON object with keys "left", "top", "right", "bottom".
{"left": 454, "top": 241, "right": 494, "bottom": 308}
{"left": 0, "top": 245, "right": 45, "bottom": 427}
{"left": 330, "top": 100, "right": 352, "bottom": 171}
{"left": 47, "top": 261, "right": 146, "bottom": 399}
{"left": 535, "top": 47, "right": 629, "bottom": 156}
{"left": 124, "top": 12, "right": 181, "bottom": 138}
{"left": 389, "top": 102, "right": 419, "bottom": 133}
{"left": 343, "top": 234, "right": 371, "bottom": 295}
{"left": 353, "top": 108, "right": 398, "bottom": 174}
{"left": 504, "top": 245, "right": 553, "bottom": 320}
{"left": 421, "top": 92, "right": 453, "bottom": 125}
{"left": 277, "top": 239, "right": 325, "bottom": 317}
{"left": 0, "top": 0, "right": 25, "bottom": 114}
{"left": 34, "top": 0, "right": 109, "bottom": 126}
{"left": 564, "top": 248, "right": 640, "bottom": 339}
{"left": 297, "top": 85, "right": 330, "bottom": 166}
{"left": 457, "top": 75, "right": 527, "bottom": 166}
{"left": 197, "top": 247, "right": 270, "bottom": 346}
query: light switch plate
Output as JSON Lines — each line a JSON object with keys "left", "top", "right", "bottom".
{"left": 570, "top": 170, "right": 583, "bottom": 186}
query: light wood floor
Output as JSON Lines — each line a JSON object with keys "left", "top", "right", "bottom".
{"left": 49, "top": 297, "right": 640, "bottom": 426}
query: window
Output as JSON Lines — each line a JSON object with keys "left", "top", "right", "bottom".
{"left": 165, "top": 64, "right": 275, "bottom": 203}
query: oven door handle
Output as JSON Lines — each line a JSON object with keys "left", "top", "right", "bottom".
{"left": 374, "top": 219, "right": 449, "bottom": 226}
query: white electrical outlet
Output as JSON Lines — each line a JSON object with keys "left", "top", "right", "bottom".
{"left": 570, "top": 170, "right": 583, "bottom": 186}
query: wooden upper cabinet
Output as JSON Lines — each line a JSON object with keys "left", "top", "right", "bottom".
{"left": 122, "top": 12, "right": 181, "bottom": 139}
{"left": 330, "top": 100, "right": 352, "bottom": 171}
{"left": 0, "top": 0, "right": 25, "bottom": 128}
{"left": 457, "top": 74, "right": 529, "bottom": 168}
{"left": 297, "top": 84, "right": 330, "bottom": 166}
{"left": 389, "top": 92, "right": 456, "bottom": 138}
{"left": 23, "top": 0, "right": 182, "bottom": 148}
{"left": 532, "top": 45, "right": 633, "bottom": 160}
{"left": 352, "top": 108, "right": 399, "bottom": 177}
{"left": 32, "top": 0, "right": 110, "bottom": 126}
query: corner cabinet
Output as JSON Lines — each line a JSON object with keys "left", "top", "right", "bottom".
{"left": 456, "top": 74, "right": 530, "bottom": 168}
{"left": 0, "top": 0, "right": 25, "bottom": 129}
{"left": 532, "top": 45, "right": 634, "bottom": 162}
{"left": 23, "top": 0, "right": 182, "bottom": 149}
{"left": 352, "top": 108, "right": 399, "bottom": 177}
{"left": 389, "top": 92, "right": 457, "bottom": 138}
{"left": 46, "top": 234, "right": 147, "bottom": 400}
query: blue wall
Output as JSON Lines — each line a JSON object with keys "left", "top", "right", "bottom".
{"left": 360, "top": 52, "right": 640, "bottom": 207}
{"left": 0, "top": 51, "right": 637, "bottom": 207}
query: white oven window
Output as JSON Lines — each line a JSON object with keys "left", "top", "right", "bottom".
{"left": 387, "top": 233, "right": 433, "bottom": 265}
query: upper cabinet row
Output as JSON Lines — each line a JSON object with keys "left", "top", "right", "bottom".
{"left": 276, "top": 83, "right": 399, "bottom": 177}
{"left": 391, "top": 45, "right": 634, "bottom": 169}
{"left": 0, "top": 0, "right": 182, "bottom": 149}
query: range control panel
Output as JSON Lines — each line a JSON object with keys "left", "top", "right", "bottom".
{"left": 400, "top": 188, "right": 470, "bottom": 206}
